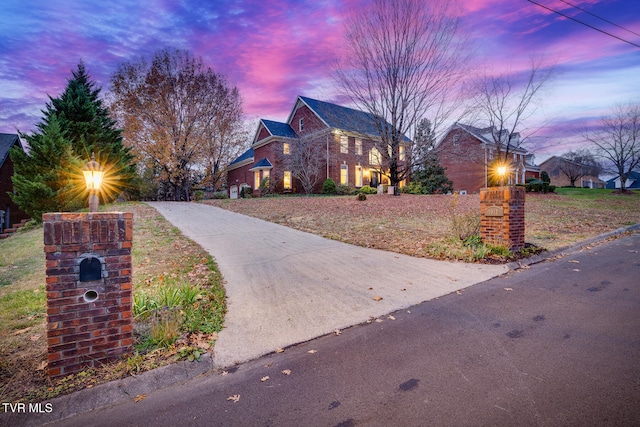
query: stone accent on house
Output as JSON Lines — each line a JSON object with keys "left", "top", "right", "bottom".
{"left": 43, "top": 212, "right": 133, "bottom": 379}
{"left": 480, "top": 186, "right": 525, "bottom": 250}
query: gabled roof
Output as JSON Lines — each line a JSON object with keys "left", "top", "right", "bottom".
{"left": 607, "top": 171, "right": 640, "bottom": 185}
{"left": 450, "top": 123, "right": 527, "bottom": 153}
{"left": 0, "top": 133, "right": 22, "bottom": 168}
{"left": 261, "top": 120, "right": 297, "bottom": 139}
{"left": 249, "top": 158, "right": 273, "bottom": 170}
{"left": 293, "top": 96, "right": 411, "bottom": 142}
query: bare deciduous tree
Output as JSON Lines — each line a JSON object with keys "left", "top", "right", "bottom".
{"left": 281, "top": 130, "right": 329, "bottom": 194}
{"left": 335, "top": 0, "right": 468, "bottom": 187}
{"left": 473, "top": 61, "right": 554, "bottom": 163}
{"left": 584, "top": 102, "right": 640, "bottom": 192}
{"left": 109, "top": 48, "right": 244, "bottom": 200}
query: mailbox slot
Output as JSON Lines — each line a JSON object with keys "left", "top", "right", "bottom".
{"left": 79, "top": 257, "right": 102, "bottom": 282}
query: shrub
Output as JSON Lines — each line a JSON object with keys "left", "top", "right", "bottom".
{"left": 357, "top": 193, "right": 367, "bottom": 201}
{"left": 193, "top": 190, "right": 205, "bottom": 201}
{"left": 241, "top": 187, "right": 253, "bottom": 198}
{"left": 212, "top": 191, "right": 228, "bottom": 199}
{"left": 403, "top": 181, "right": 427, "bottom": 194}
{"left": 359, "top": 185, "right": 377, "bottom": 195}
{"left": 540, "top": 171, "right": 550, "bottom": 184}
{"left": 336, "top": 184, "right": 356, "bottom": 195}
{"left": 322, "top": 178, "right": 336, "bottom": 194}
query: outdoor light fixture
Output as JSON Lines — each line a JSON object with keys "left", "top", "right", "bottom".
{"left": 82, "top": 153, "right": 104, "bottom": 212}
{"left": 496, "top": 164, "right": 508, "bottom": 186}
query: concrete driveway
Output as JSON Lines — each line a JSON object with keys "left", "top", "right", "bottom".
{"left": 148, "top": 202, "right": 508, "bottom": 368}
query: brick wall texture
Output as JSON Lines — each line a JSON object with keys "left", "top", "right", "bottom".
{"left": 43, "top": 212, "right": 133, "bottom": 379}
{"left": 480, "top": 186, "right": 525, "bottom": 250}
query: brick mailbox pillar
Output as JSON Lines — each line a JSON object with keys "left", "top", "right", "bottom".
{"left": 43, "top": 212, "right": 133, "bottom": 379}
{"left": 480, "top": 186, "right": 525, "bottom": 250}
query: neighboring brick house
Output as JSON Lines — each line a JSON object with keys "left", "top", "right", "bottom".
{"left": 436, "top": 123, "right": 539, "bottom": 193}
{"left": 539, "top": 156, "right": 604, "bottom": 188}
{"left": 227, "top": 96, "right": 410, "bottom": 196}
{"left": 0, "top": 133, "right": 29, "bottom": 231}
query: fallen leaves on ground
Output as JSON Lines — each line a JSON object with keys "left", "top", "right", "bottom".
{"left": 281, "top": 369, "right": 292, "bottom": 375}
{"left": 227, "top": 394, "right": 240, "bottom": 403}
{"left": 207, "top": 193, "right": 640, "bottom": 260}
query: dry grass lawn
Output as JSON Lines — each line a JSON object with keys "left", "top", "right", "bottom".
{"left": 207, "top": 189, "right": 640, "bottom": 259}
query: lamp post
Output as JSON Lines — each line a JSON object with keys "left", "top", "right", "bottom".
{"left": 82, "top": 153, "right": 104, "bottom": 212}
{"left": 496, "top": 164, "right": 508, "bottom": 187}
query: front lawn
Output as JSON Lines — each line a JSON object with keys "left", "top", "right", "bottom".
{"left": 207, "top": 190, "right": 640, "bottom": 260}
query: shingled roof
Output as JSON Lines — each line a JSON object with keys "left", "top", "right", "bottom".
{"left": 261, "top": 119, "right": 297, "bottom": 139}
{"left": 296, "top": 96, "right": 411, "bottom": 142}
{"left": 0, "top": 133, "right": 22, "bottom": 168}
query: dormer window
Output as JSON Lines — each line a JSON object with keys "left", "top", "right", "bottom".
{"left": 299, "top": 118, "right": 304, "bottom": 132}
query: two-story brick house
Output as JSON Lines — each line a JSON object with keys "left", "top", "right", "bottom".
{"left": 227, "top": 96, "right": 410, "bottom": 196}
{"left": 436, "top": 123, "right": 540, "bottom": 193}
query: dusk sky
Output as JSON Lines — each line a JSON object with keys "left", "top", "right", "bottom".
{"left": 1, "top": 0, "right": 638, "bottom": 162}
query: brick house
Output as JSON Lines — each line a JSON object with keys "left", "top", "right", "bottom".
{"left": 226, "top": 96, "right": 411, "bottom": 197}
{"left": 539, "top": 156, "right": 604, "bottom": 188}
{"left": 0, "top": 133, "right": 29, "bottom": 231}
{"left": 436, "top": 123, "right": 540, "bottom": 193}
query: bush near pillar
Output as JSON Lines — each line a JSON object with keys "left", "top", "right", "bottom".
{"left": 480, "top": 186, "right": 525, "bottom": 250}
{"left": 43, "top": 212, "right": 133, "bottom": 379}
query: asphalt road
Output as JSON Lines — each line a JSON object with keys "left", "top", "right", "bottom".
{"left": 39, "top": 231, "right": 640, "bottom": 427}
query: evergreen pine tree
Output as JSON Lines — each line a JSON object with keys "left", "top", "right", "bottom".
{"left": 46, "top": 61, "right": 136, "bottom": 200}
{"left": 10, "top": 62, "right": 136, "bottom": 220}
{"left": 10, "top": 116, "right": 84, "bottom": 221}
{"left": 411, "top": 152, "right": 453, "bottom": 194}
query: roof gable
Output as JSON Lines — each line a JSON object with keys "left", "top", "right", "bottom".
{"left": 261, "top": 120, "right": 297, "bottom": 139}
{"left": 292, "top": 96, "right": 411, "bottom": 142}
{"left": 0, "top": 133, "right": 22, "bottom": 168}
{"left": 441, "top": 123, "right": 527, "bottom": 154}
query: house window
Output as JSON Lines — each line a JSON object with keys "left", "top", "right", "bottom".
{"left": 283, "top": 142, "right": 290, "bottom": 155}
{"left": 254, "top": 171, "right": 260, "bottom": 189}
{"left": 283, "top": 171, "right": 292, "bottom": 190}
{"left": 340, "top": 164, "right": 348, "bottom": 185}
{"left": 299, "top": 118, "right": 304, "bottom": 132}
{"left": 454, "top": 135, "right": 460, "bottom": 144}
{"left": 340, "top": 136, "right": 348, "bottom": 154}
{"left": 355, "top": 138, "right": 362, "bottom": 155}
{"left": 369, "top": 147, "right": 381, "bottom": 165}
{"left": 355, "top": 165, "right": 363, "bottom": 187}
{"left": 399, "top": 146, "right": 405, "bottom": 161}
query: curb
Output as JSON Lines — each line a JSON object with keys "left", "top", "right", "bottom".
{"left": 507, "top": 222, "right": 640, "bottom": 270}
{"left": 4, "top": 353, "right": 213, "bottom": 427}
